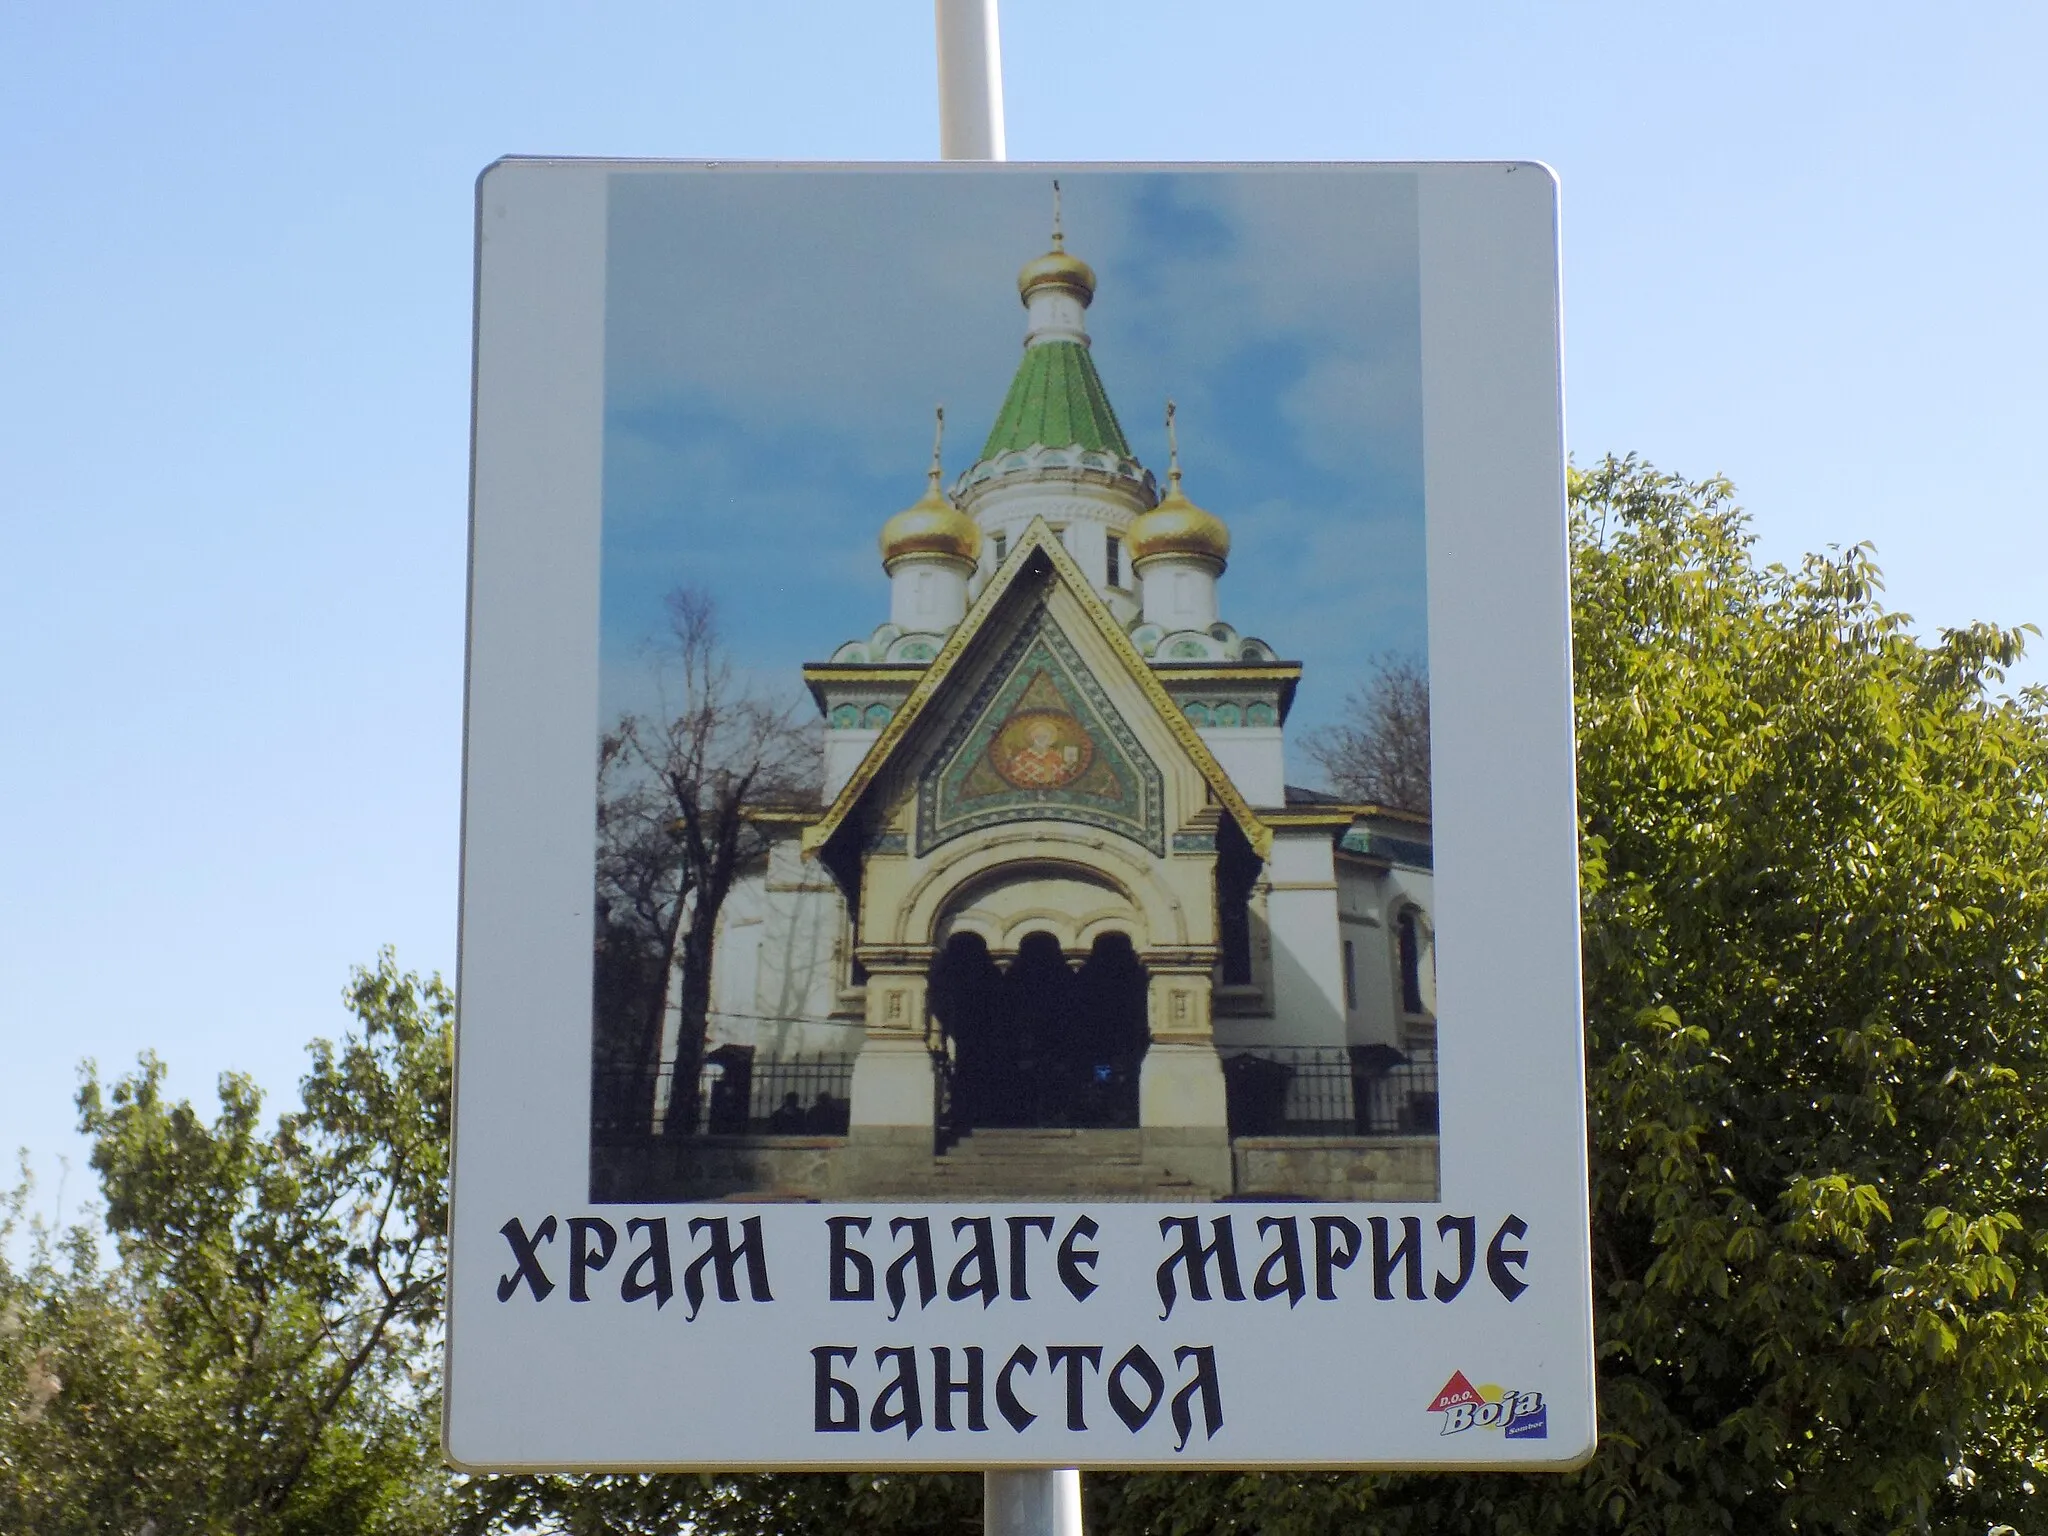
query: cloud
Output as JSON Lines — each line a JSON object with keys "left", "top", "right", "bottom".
{"left": 599, "top": 166, "right": 1428, "bottom": 735}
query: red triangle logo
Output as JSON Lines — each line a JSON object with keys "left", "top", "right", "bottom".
{"left": 1427, "top": 1371, "right": 1482, "bottom": 1413}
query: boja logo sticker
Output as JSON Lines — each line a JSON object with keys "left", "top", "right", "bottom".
{"left": 1426, "top": 1371, "right": 1547, "bottom": 1439}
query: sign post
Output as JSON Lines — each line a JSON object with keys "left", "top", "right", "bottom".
{"left": 935, "top": 0, "right": 1006, "bottom": 162}
{"left": 449, "top": 14, "right": 1589, "bottom": 1514}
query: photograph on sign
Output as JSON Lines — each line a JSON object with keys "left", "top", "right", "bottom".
{"left": 451, "top": 160, "right": 1590, "bottom": 1472}
{"left": 587, "top": 170, "right": 1437, "bottom": 1208}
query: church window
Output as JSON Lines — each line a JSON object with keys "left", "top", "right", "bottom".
{"left": 1106, "top": 535, "right": 1124, "bottom": 588}
{"left": 992, "top": 533, "right": 1007, "bottom": 565}
{"left": 1398, "top": 908, "right": 1426, "bottom": 1015}
{"left": 1215, "top": 829, "right": 1260, "bottom": 988}
{"left": 1343, "top": 940, "right": 1357, "bottom": 1011}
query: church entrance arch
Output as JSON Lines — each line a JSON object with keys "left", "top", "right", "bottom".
{"left": 929, "top": 929, "right": 1149, "bottom": 1131}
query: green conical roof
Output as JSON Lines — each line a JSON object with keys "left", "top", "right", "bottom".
{"left": 978, "top": 340, "right": 1133, "bottom": 460}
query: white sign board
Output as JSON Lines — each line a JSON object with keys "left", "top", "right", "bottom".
{"left": 449, "top": 159, "right": 1589, "bottom": 1470}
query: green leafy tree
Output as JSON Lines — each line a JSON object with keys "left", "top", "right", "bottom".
{"left": 0, "top": 951, "right": 456, "bottom": 1535}
{"left": 1556, "top": 456, "right": 2048, "bottom": 1532}
{"left": 462, "top": 1470, "right": 982, "bottom": 1536}
{"left": 1096, "top": 457, "right": 2048, "bottom": 1534}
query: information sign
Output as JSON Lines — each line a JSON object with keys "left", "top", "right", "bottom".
{"left": 449, "top": 159, "right": 1589, "bottom": 1470}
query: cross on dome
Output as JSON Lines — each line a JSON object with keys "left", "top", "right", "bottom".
{"left": 1129, "top": 399, "right": 1230, "bottom": 570}
{"left": 879, "top": 403, "right": 980, "bottom": 571}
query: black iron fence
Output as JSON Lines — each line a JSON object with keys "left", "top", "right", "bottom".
{"left": 594, "top": 1043, "right": 1436, "bottom": 1142}
{"left": 932, "top": 1047, "right": 956, "bottom": 1155}
{"left": 591, "top": 1051, "right": 856, "bottom": 1141}
{"left": 1220, "top": 1044, "right": 1438, "bottom": 1137}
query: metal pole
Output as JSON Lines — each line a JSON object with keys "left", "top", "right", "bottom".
{"left": 934, "top": 0, "right": 1006, "bottom": 161}
{"left": 932, "top": 5, "right": 1080, "bottom": 1531}
{"left": 984, "top": 1466, "right": 1085, "bottom": 1536}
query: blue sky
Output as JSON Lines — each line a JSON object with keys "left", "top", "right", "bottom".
{"left": 3, "top": 3, "right": 2043, "bottom": 1229}
{"left": 599, "top": 168, "right": 1423, "bottom": 731}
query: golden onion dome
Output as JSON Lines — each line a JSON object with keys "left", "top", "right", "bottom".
{"left": 880, "top": 479, "right": 981, "bottom": 568}
{"left": 1129, "top": 478, "right": 1230, "bottom": 568}
{"left": 1018, "top": 246, "right": 1096, "bottom": 304}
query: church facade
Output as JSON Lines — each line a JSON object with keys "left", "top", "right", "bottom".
{"left": 631, "top": 213, "right": 1437, "bottom": 1202}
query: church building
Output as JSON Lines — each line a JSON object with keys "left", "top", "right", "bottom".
{"left": 663, "top": 206, "right": 1437, "bottom": 1202}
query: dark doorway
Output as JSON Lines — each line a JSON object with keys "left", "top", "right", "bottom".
{"left": 929, "top": 932, "right": 1004, "bottom": 1131}
{"left": 929, "top": 930, "right": 1148, "bottom": 1130}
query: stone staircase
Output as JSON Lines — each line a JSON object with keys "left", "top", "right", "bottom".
{"left": 922, "top": 1127, "right": 1207, "bottom": 1200}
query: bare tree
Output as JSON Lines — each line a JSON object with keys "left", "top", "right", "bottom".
{"left": 591, "top": 588, "right": 819, "bottom": 1140}
{"left": 1303, "top": 652, "right": 1433, "bottom": 816}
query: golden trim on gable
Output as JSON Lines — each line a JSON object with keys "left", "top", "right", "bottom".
{"left": 800, "top": 518, "right": 1273, "bottom": 859}
{"left": 1150, "top": 664, "right": 1302, "bottom": 682}
{"left": 801, "top": 665, "right": 928, "bottom": 684}
{"left": 743, "top": 805, "right": 826, "bottom": 825}
{"left": 1262, "top": 803, "right": 1433, "bottom": 829}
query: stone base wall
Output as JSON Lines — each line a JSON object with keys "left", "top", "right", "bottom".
{"left": 594, "top": 1131, "right": 1439, "bottom": 1203}
{"left": 1140, "top": 1127, "right": 1233, "bottom": 1198}
{"left": 1230, "top": 1135, "right": 1439, "bottom": 1202}
{"left": 838, "top": 1126, "right": 946, "bottom": 1197}
{"left": 590, "top": 1136, "right": 844, "bottom": 1203}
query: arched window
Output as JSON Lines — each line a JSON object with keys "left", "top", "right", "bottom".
{"left": 1220, "top": 891, "right": 1253, "bottom": 986}
{"left": 1397, "top": 908, "right": 1426, "bottom": 1016}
